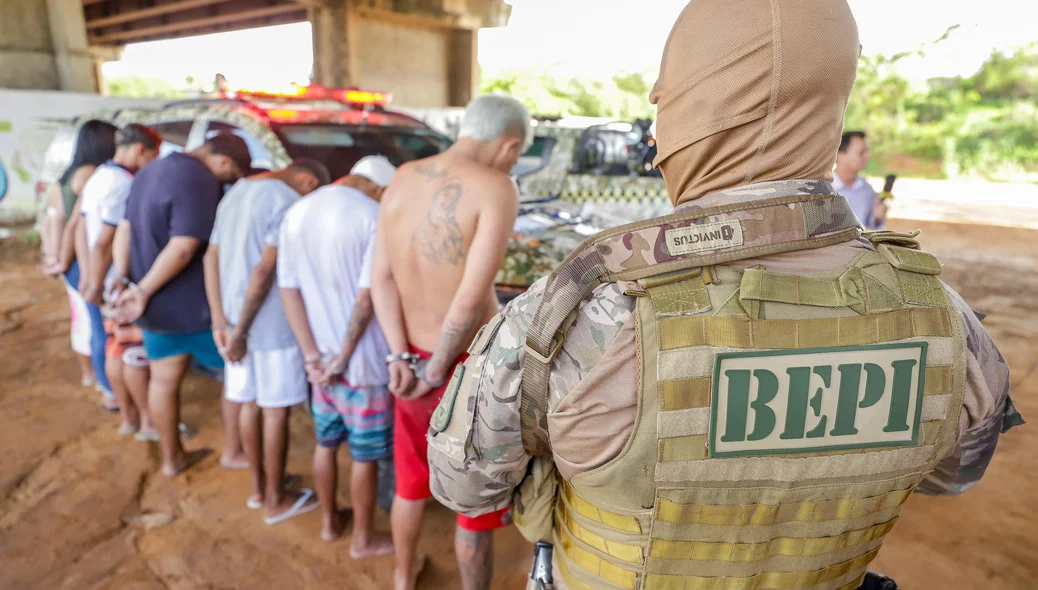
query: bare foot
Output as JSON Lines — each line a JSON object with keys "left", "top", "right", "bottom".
{"left": 220, "top": 453, "right": 249, "bottom": 470}
{"left": 264, "top": 489, "right": 319, "bottom": 522}
{"left": 251, "top": 474, "right": 303, "bottom": 510}
{"left": 394, "top": 555, "right": 428, "bottom": 590}
{"left": 161, "top": 448, "right": 213, "bottom": 477}
{"left": 247, "top": 493, "right": 264, "bottom": 510}
{"left": 349, "top": 532, "right": 395, "bottom": 559}
{"left": 321, "top": 508, "right": 353, "bottom": 542}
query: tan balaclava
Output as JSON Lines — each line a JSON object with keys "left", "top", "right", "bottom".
{"left": 651, "top": 0, "right": 860, "bottom": 205}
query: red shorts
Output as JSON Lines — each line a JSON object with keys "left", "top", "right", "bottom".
{"left": 395, "top": 346, "right": 513, "bottom": 532}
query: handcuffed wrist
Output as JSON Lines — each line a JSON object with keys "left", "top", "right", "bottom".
{"left": 420, "top": 371, "right": 446, "bottom": 388}
{"left": 385, "top": 352, "right": 419, "bottom": 365}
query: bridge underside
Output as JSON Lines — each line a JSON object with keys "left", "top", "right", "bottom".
{"left": 82, "top": 0, "right": 307, "bottom": 45}
{"left": 0, "top": 0, "right": 510, "bottom": 106}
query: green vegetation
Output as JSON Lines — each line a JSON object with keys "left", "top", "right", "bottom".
{"left": 481, "top": 66, "right": 658, "bottom": 121}
{"left": 104, "top": 76, "right": 189, "bottom": 99}
{"left": 483, "top": 31, "right": 1038, "bottom": 183}
{"left": 846, "top": 28, "right": 1038, "bottom": 182}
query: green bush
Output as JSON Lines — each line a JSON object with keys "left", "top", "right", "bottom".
{"left": 482, "top": 33, "right": 1038, "bottom": 183}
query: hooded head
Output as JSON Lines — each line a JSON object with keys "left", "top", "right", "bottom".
{"left": 651, "top": 0, "right": 860, "bottom": 205}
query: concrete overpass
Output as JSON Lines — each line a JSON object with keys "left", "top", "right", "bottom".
{"left": 0, "top": 0, "right": 511, "bottom": 107}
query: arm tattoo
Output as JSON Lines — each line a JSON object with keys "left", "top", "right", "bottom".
{"left": 236, "top": 266, "right": 276, "bottom": 334}
{"left": 413, "top": 178, "right": 466, "bottom": 265}
{"left": 340, "top": 292, "right": 374, "bottom": 359}
{"left": 427, "top": 313, "right": 480, "bottom": 380}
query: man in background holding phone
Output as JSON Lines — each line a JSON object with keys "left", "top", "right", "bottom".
{"left": 834, "top": 130, "right": 889, "bottom": 229}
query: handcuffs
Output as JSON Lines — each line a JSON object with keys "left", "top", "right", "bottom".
{"left": 385, "top": 352, "right": 447, "bottom": 388}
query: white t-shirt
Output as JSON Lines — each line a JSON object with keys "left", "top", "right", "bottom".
{"left": 80, "top": 162, "right": 134, "bottom": 249}
{"left": 277, "top": 185, "right": 390, "bottom": 387}
{"left": 80, "top": 162, "right": 134, "bottom": 290}
{"left": 210, "top": 178, "right": 299, "bottom": 351}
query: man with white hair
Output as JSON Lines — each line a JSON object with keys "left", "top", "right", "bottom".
{"left": 279, "top": 156, "right": 398, "bottom": 554}
{"left": 371, "top": 94, "right": 530, "bottom": 590}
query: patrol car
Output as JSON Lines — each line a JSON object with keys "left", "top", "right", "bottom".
{"left": 36, "top": 87, "right": 673, "bottom": 299}
{"left": 36, "top": 83, "right": 452, "bottom": 200}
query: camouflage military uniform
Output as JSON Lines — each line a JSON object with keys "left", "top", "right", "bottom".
{"left": 427, "top": 180, "right": 1022, "bottom": 583}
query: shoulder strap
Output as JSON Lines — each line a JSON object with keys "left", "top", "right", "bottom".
{"left": 519, "top": 193, "right": 861, "bottom": 455}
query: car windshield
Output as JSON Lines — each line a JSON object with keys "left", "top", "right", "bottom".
{"left": 274, "top": 123, "right": 452, "bottom": 179}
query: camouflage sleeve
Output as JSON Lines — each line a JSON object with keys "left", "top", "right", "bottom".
{"left": 918, "top": 286, "right": 1024, "bottom": 495}
{"left": 427, "top": 279, "right": 547, "bottom": 517}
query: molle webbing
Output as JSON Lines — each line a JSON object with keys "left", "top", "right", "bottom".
{"left": 657, "top": 307, "right": 953, "bottom": 351}
{"left": 520, "top": 193, "right": 861, "bottom": 455}
{"left": 647, "top": 518, "right": 898, "bottom": 562}
{"left": 553, "top": 256, "right": 964, "bottom": 589}
{"left": 654, "top": 487, "right": 914, "bottom": 528}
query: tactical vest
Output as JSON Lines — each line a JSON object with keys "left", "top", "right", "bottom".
{"left": 518, "top": 189, "right": 967, "bottom": 590}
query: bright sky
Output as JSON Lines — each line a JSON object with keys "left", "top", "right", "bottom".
{"left": 103, "top": 0, "right": 1038, "bottom": 90}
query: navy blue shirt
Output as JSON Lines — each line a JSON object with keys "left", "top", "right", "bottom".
{"left": 126, "top": 152, "right": 222, "bottom": 334}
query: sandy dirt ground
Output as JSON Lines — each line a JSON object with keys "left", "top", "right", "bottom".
{"left": 1, "top": 217, "right": 1035, "bottom": 589}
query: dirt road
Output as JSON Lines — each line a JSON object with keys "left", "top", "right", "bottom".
{"left": 1, "top": 218, "right": 1035, "bottom": 589}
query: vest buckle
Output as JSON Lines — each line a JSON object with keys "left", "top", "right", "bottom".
{"left": 525, "top": 331, "right": 566, "bottom": 364}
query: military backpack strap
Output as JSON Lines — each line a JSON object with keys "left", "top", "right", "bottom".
{"left": 519, "top": 191, "right": 862, "bottom": 456}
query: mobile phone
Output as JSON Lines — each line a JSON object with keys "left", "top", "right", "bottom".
{"left": 883, "top": 174, "right": 897, "bottom": 193}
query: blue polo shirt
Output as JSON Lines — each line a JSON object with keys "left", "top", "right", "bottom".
{"left": 833, "top": 175, "right": 883, "bottom": 230}
{"left": 125, "top": 153, "right": 223, "bottom": 334}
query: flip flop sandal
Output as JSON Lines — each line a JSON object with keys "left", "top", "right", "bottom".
{"left": 246, "top": 474, "right": 303, "bottom": 510}
{"left": 135, "top": 423, "right": 195, "bottom": 442}
{"left": 100, "top": 397, "right": 120, "bottom": 413}
{"left": 117, "top": 424, "right": 139, "bottom": 436}
{"left": 82, "top": 378, "right": 97, "bottom": 388}
{"left": 264, "top": 488, "right": 320, "bottom": 526}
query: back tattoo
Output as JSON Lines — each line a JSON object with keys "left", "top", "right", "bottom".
{"left": 413, "top": 167, "right": 466, "bottom": 265}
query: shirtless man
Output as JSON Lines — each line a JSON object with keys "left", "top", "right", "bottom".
{"left": 371, "top": 95, "right": 530, "bottom": 590}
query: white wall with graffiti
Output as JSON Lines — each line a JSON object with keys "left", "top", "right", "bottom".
{"left": 0, "top": 90, "right": 164, "bottom": 223}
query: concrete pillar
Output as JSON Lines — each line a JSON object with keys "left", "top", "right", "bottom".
{"left": 90, "top": 45, "right": 124, "bottom": 95}
{"left": 308, "top": 0, "right": 504, "bottom": 107}
{"left": 448, "top": 28, "right": 478, "bottom": 107}
{"left": 309, "top": 0, "right": 356, "bottom": 88}
{"left": 0, "top": 0, "right": 97, "bottom": 92}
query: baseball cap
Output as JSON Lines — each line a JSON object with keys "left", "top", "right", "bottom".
{"left": 350, "top": 156, "right": 397, "bottom": 187}
{"left": 203, "top": 132, "right": 253, "bottom": 177}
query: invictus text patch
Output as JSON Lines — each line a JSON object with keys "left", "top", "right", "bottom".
{"left": 666, "top": 220, "right": 744, "bottom": 255}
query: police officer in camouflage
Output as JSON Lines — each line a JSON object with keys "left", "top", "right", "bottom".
{"left": 427, "top": 1, "right": 1023, "bottom": 589}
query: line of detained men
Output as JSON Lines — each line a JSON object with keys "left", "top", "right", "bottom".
{"left": 65, "top": 94, "right": 535, "bottom": 590}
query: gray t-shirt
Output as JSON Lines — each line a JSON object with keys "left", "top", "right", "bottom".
{"left": 210, "top": 178, "right": 299, "bottom": 351}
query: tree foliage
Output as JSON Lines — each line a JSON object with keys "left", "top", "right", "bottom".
{"left": 104, "top": 76, "right": 188, "bottom": 99}
{"left": 481, "top": 66, "right": 657, "bottom": 120}
{"left": 844, "top": 27, "right": 1038, "bottom": 182}
{"left": 484, "top": 30, "right": 1038, "bottom": 182}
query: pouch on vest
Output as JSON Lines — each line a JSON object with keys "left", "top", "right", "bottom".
{"left": 514, "top": 455, "right": 558, "bottom": 544}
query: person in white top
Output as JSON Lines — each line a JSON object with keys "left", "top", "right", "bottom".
{"left": 79, "top": 124, "right": 161, "bottom": 436}
{"left": 203, "top": 159, "right": 329, "bottom": 525}
{"left": 279, "top": 156, "right": 398, "bottom": 554}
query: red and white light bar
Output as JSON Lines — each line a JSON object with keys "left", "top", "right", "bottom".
{"left": 220, "top": 83, "right": 392, "bottom": 107}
